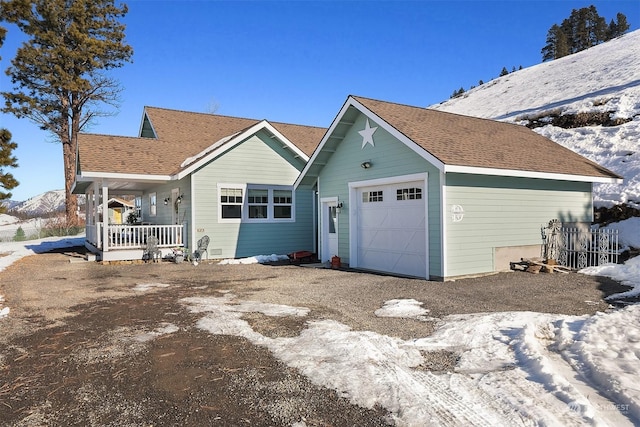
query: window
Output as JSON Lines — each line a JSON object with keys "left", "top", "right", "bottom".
{"left": 273, "top": 189, "right": 292, "bottom": 219}
{"left": 218, "top": 184, "right": 294, "bottom": 222}
{"left": 135, "top": 196, "right": 142, "bottom": 218}
{"left": 248, "top": 189, "right": 268, "bottom": 219}
{"left": 397, "top": 187, "right": 422, "bottom": 200}
{"left": 150, "top": 192, "right": 157, "bottom": 216}
{"left": 362, "top": 190, "right": 383, "bottom": 203}
{"left": 220, "top": 187, "right": 243, "bottom": 219}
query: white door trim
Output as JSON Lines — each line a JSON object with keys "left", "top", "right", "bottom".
{"left": 348, "top": 173, "right": 429, "bottom": 278}
{"left": 320, "top": 196, "right": 338, "bottom": 262}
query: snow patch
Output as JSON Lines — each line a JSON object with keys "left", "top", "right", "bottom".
{"left": 375, "top": 298, "right": 433, "bottom": 321}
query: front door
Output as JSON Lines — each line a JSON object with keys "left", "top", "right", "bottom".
{"left": 321, "top": 199, "right": 339, "bottom": 262}
{"left": 171, "top": 188, "right": 180, "bottom": 225}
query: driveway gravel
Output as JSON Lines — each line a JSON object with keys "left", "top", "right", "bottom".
{"left": 0, "top": 246, "right": 629, "bottom": 426}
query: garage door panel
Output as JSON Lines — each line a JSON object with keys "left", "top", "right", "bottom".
{"left": 359, "top": 250, "right": 425, "bottom": 278}
{"left": 356, "top": 180, "right": 427, "bottom": 278}
{"left": 359, "top": 229, "right": 425, "bottom": 253}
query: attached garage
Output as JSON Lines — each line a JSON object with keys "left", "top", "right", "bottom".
{"left": 295, "top": 95, "right": 622, "bottom": 281}
{"left": 350, "top": 177, "right": 428, "bottom": 277}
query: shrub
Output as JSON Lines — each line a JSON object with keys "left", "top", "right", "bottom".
{"left": 41, "top": 215, "right": 85, "bottom": 238}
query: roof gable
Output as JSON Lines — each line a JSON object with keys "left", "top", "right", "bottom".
{"left": 296, "top": 96, "right": 621, "bottom": 187}
{"left": 77, "top": 107, "right": 326, "bottom": 179}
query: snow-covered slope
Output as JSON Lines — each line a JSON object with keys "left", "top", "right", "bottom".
{"left": 432, "top": 30, "right": 640, "bottom": 208}
{"left": 4, "top": 189, "right": 67, "bottom": 216}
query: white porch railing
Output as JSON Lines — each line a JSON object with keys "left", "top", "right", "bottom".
{"left": 88, "top": 223, "right": 187, "bottom": 251}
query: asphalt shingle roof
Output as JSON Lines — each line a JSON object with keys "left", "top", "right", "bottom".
{"left": 78, "top": 107, "right": 326, "bottom": 176}
{"left": 353, "top": 96, "right": 621, "bottom": 179}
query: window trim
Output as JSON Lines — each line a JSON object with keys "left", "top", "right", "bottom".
{"left": 217, "top": 183, "right": 295, "bottom": 223}
{"left": 218, "top": 184, "right": 245, "bottom": 223}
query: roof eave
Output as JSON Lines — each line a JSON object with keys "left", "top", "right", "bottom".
{"left": 76, "top": 171, "right": 173, "bottom": 182}
{"left": 443, "top": 165, "right": 623, "bottom": 183}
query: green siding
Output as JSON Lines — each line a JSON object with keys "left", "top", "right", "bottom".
{"left": 140, "top": 177, "right": 192, "bottom": 228}
{"left": 317, "top": 111, "right": 443, "bottom": 278}
{"left": 140, "top": 115, "right": 156, "bottom": 138}
{"left": 191, "top": 132, "right": 313, "bottom": 258}
{"left": 444, "top": 173, "right": 592, "bottom": 277}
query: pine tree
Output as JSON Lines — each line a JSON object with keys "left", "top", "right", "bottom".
{"left": 13, "top": 226, "right": 26, "bottom": 242}
{"left": 0, "top": 129, "right": 19, "bottom": 213}
{"left": 542, "top": 6, "right": 625, "bottom": 61}
{"left": 1, "top": 0, "right": 133, "bottom": 225}
{"left": 607, "top": 13, "right": 630, "bottom": 39}
{"left": 499, "top": 67, "right": 509, "bottom": 77}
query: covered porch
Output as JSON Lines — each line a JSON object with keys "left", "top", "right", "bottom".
{"left": 75, "top": 178, "right": 190, "bottom": 262}
{"left": 85, "top": 222, "right": 187, "bottom": 262}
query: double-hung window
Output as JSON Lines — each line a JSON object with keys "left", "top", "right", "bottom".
{"left": 273, "top": 189, "right": 292, "bottom": 219}
{"left": 149, "top": 192, "right": 157, "bottom": 216}
{"left": 220, "top": 187, "right": 243, "bottom": 219}
{"left": 248, "top": 189, "right": 268, "bottom": 219}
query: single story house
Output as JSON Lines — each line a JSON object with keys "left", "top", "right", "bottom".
{"left": 295, "top": 96, "right": 623, "bottom": 280}
{"left": 73, "top": 107, "right": 326, "bottom": 261}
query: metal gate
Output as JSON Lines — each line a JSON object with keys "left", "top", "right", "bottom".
{"left": 541, "top": 220, "right": 619, "bottom": 270}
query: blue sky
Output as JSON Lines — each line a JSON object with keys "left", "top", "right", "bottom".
{"left": 1, "top": 0, "right": 638, "bottom": 201}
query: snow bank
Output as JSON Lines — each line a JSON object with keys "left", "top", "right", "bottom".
{"left": 581, "top": 256, "right": 640, "bottom": 300}
{"left": 218, "top": 254, "right": 289, "bottom": 265}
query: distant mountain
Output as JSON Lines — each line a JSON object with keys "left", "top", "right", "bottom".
{"left": 3, "top": 190, "right": 67, "bottom": 216}
{"left": 431, "top": 29, "right": 640, "bottom": 208}
{"left": 1, "top": 199, "right": 22, "bottom": 211}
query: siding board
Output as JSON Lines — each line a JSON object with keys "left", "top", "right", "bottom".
{"left": 191, "top": 133, "right": 313, "bottom": 258}
{"left": 444, "top": 173, "right": 592, "bottom": 277}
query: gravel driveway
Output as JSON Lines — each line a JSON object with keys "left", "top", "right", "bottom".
{"left": 0, "top": 246, "right": 628, "bottom": 426}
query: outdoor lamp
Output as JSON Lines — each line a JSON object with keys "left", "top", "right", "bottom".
{"left": 361, "top": 160, "right": 372, "bottom": 169}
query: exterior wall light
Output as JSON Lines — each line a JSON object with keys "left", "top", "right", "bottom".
{"left": 336, "top": 202, "right": 344, "bottom": 213}
{"left": 361, "top": 161, "right": 372, "bottom": 169}
{"left": 164, "top": 198, "right": 170, "bottom": 205}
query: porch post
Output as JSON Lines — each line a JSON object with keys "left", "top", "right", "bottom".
{"left": 101, "top": 182, "right": 110, "bottom": 251}
{"left": 89, "top": 185, "right": 96, "bottom": 227}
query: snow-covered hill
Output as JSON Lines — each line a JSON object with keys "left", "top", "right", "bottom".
{"left": 3, "top": 190, "right": 66, "bottom": 216}
{"left": 431, "top": 29, "right": 640, "bottom": 208}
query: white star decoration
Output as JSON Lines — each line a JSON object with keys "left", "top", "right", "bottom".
{"left": 359, "top": 118, "right": 378, "bottom": 149}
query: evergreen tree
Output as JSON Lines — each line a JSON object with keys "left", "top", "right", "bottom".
{"left": 607, "top": 13, "right": 630, "bottom": 39}
{"left": 0, "top": 129, "right": 19, "bottom": 213}
{"left": 499, "top": 67, "right": 509, "bottom": 77}
{"left": 450, "top": 87, "right": 465, "bottom": 99}
{"left": 542, "top": 6, "right": 626, "bottom": 61}
{"left": 0, "top": 0, "right": 133, "bottom": 225}
{"left": 478, "top": 80, "right": 484, "bottom": 86}
{"left": 13, "top": 226, "right": 26, "bottom": 242}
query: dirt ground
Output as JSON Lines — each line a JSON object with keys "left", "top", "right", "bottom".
{"left": 0, "top": 246, "right": 631, "bottom": 426}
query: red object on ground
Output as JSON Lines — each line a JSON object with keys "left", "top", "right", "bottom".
{"left": 288, "top": 251, "right": 314, "bottom": 262}
{"left": 331, "top": 255, "right": 341, "bottom": 269}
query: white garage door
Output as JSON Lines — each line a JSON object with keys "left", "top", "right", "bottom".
{"left": 356, "top": 181, "right": 427, "bottom": 277}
